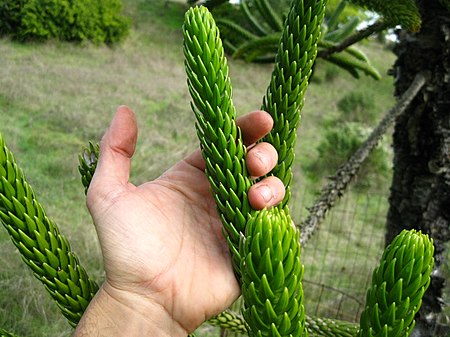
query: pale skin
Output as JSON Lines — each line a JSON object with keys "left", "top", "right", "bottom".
{"left": 73, "top": 106, "right": 285, "bottom": 336}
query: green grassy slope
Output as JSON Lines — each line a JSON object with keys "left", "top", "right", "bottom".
{"left": 0, "top": 0, "right": 395, "bottom": 335}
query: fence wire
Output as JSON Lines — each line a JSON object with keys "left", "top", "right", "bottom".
{"left": 295, "top": 190, "right": 389, "bottom": 322}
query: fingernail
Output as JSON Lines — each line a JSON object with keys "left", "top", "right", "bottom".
{"left": 257, "top": 184, "right": 274, "bottom": 203}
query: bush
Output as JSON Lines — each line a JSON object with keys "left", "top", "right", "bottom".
{"left": 0, "top": 0, "right": 129, "bottom": 44}
{"left": 337, "top": 90, "right": 377, "bottom": 123}
{"left": 309, "top": 122, "right": 392, "bottom": 191}
{"left": 0, "top": 0, "right": 25, "bottom": 35}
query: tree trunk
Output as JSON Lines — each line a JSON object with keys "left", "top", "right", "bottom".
{"left": 387, "top": 1, "right": 450, "bottom": 336}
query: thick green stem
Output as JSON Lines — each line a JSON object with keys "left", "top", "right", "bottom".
{"left": 183, "top": 2, "right": 327, "bottom": 336}
{"left": 0, "top": 134, "right": 99, "bottom": 326}
{"left": 358, "top": 230, "right": 434, "bottom": 336}
{"left": 261, "top": 0, "right": 327, "bottom": 208}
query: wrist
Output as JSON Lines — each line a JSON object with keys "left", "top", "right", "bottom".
{"left": 74, "top": 282, "right": 188, "bottom": 337}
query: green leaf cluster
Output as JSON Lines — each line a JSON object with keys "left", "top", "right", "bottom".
{"left": 0, "top": 1, "right": 437, "bottom": 336}
{"left": 261, "top": 0, "right": 326, "bottom": 208}
{"left": 241, "top": 209, "right": 306, "bottom": 337}
{"left": 182, "top": 3, "right": 435, "bottom": 337}
{"left": 212, "top": 0, "right": 380, "bottom": 80}
{"left": 183, "top": 5, "right": 253, "bottom": 273}
{"left": 0, "top": 328, "right": 20, "bottom": 337}
{"left": 183, "top": 1, "right": 326, "bottom": 335}
{"left": 209, "top": 310, "right": 361, "bottom": 337}
{"left": 78, "top": 142, "right": 99, "bottom": 195}
{"left": 348, "top": 0, "right": 421, "bottom": 31}
{"left": 0, "top": 0, "right": 130, "bottom": 44}
{"left": 0, "top": 134, "right": 99, "bottom": 326}
{"left": 358, "top": 230, "right": 434, "bottom": 337}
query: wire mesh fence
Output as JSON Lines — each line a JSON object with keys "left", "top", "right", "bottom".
{"left": 295, "top": 190, "right": 389, "bottom": 323}
{"left": 198, "top": 186, "right": 449, "bottom": 336}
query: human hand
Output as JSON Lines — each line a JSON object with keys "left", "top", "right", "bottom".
{"left": 74, "top": 106, "right": 285, "bottom": 336}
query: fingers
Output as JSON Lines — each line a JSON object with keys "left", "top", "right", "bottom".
{"left": 248, "top": 176, "right": 286, "bottom": 210}
{"left": 87, "top": 106, "right": 138, "bottom": 204}
{"left": 246, "top": 139, "right": 285, "bottom": 209}
{"left": 184, "top": 110, "right": 273, "bottom": 170}
{"left": 184, "top": 109, "right": 285, "bottom": 209}
{"left": 238, "top": 110, "right": 273, "bottom": 145}
{"left": 246, "top": 142, "right": 278, "bottom": 178}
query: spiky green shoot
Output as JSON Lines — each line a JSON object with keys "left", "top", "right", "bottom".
{"left": 241, "top": 208, "right": 307, "bottom": 337}
{"left": 358, "top": 229, "right": 434, "bottom": 337}
{"left": 209, "top": 310, "right": 360, "bottom": 337}
{"left": 182, "top": 2, "right": 328, "bottom": 336}
{"left": 183, "top": 5, "right": 253, "bottom": 274}
{"left": 261, "top": 0, "right": 327, "bottom": 208}
{"left": 78, "top": 142, "right": 99, "bottom": 195}
{"left": 0, "top": 134, "right": 99, "bottom": 326}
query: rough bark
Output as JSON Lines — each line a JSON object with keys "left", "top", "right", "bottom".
{"left": 388, "top": 1, "right": 450, "bottom": 336}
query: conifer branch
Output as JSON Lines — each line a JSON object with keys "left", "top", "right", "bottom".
{"left": 209, "top": 309, "right": 360, "bottom": 337}
{"left": 348, "top": 0, "right": 421, "bottom": 32}
{"left": 183, "top": 5, "right": 253, "bottom": 275}
{"left": 0, "top": 135, "right": 99, "bottom": 326}
{"left": 261, "top": 0, "right": 327, "bottom": 208}
{"left": 182, "top": 2, "right": 329, "bottom": 336}
{"left": 318, "top": 20, "right": 390, "bottom": 59}
{"left": 78, "top": 142, "right": 99, "bottom": 194}
{"left": 358, "top": 230, "right": 434, "bottom": 336}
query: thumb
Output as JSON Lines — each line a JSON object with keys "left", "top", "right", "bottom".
{"left": 87, "top": 106, "right": 138, "bottom": 207}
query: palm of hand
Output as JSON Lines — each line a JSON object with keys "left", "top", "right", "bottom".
{"left": 91, "top": 159, "right": 238, "bottom": 330}
{"left": 86, "top": 107, "right": 283, "bottom": 332}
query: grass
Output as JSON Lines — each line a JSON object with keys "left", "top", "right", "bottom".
{"left": 0, "top": 0, "right": 398, "bottom": 335}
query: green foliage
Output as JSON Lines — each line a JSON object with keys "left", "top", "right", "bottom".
{"left": 209, "top": 310, "right": 361, "bottom": 337}
{"left": 212, "top": 0, "right": 381, "bottom": 80}
{"left": 208, "top": 310, "right": 249, "bottom": 333}
{"left": 0, "top": 0, "right": 130, "bottom": 44}
{"left": 0, "top": 1, "right": 436, "bottom": 336}
{"left": 0, "top": 0, "right": 25, "bottom": 35}
{"left": 0, "top": 133, "right": 99, "bottom": 326}
{"left": 183, "top": 5, "right": 252, "bottom": 273}
{"left": 183, "top": 1, "right": 326, "bottom": 336}
{"left": 337, "top": 91, "right": 376, "bottom": 123}
{"left": 0, "top": 328, "right": 19, "bottom": 337}
{"left": 78, "top": 142, "right": 99, "bottom": 195}
{"left": 325, "top": 0, "right": 365, "bottom": 26}
{"left": 348, "top": 0, "right": 421, "bottom": 31}
{"left": 311, "top": 122, "right": 391, "bottom": 191}
{"left": 261, "top": 0, "right": 326, "bottom": 207}
{"left": 358, "top": 230, "right": 434, "bottom": 336}
{"left": 241, "top": 209, "right": 307, "bottom": 337}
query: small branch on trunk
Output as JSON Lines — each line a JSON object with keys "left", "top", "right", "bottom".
{"left": 299, "top": 71, "right": 429, "bottom": 246}
{"left": 318, "top": 20, "right": 391, "bottom": 59}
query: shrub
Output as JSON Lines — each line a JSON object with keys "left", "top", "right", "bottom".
{"left": 310, "top": 122, "right": 391, "bottom": 191}
{"left": 0, "top": 0, "right": 25, "bottom": 35}
{"left": 337, "top": 90, "right": 377, "bottom": 123}
{"left": 0, "top": 0, "right": 129, "bottom": 44}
